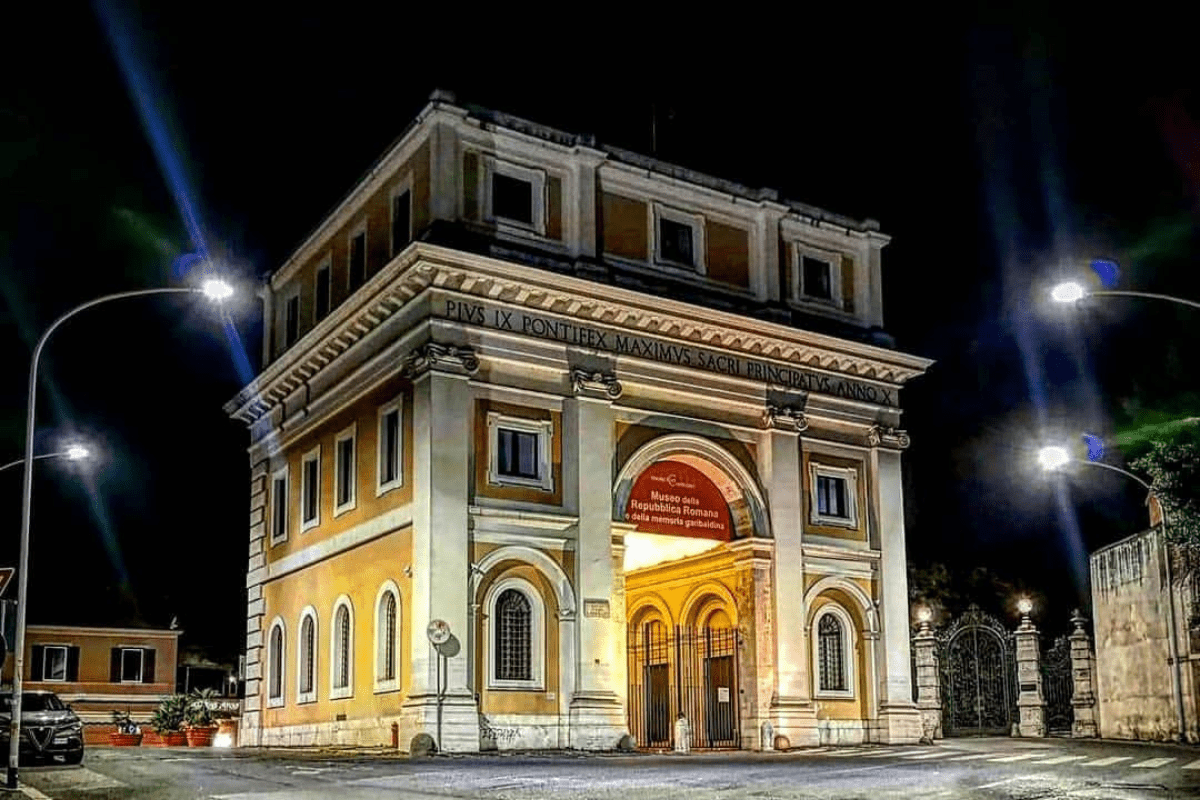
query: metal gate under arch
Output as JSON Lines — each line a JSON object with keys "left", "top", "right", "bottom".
{"left": 939, "top": 606, "right": 1016, "bottom": 736}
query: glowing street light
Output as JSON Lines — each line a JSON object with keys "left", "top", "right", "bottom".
{"left": 7, "top": 278, "right": 233, "bottom": 789}
{"left": 64, "top": 444, "right": 89, "bottom": 461}
{"left": 916, "top": 606, "right": 933, "bottom": 624}
{"left": 1017, "top": 597, "right": 1033, "bottom": 616}
{"left": 1037, "top": 445, "right": 1071, "bottom": 472}
{"left": 1050, "top": 281, "right": 1088, "bottom": 304}
{"left": 0, "top": 445, "right": 92, "bottom": 475}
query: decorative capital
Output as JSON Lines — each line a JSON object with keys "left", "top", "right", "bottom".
{"left": 867, "top": 425, "right": 910, "bottom": 450}
{"left": 571, "top": 369, "right": 622, "bottom": 400}
{"left": 403, "top": 343, "right": 479, "bottom": 378}
{"left": 763, "top": 404, "right": 808, "bottom": 432}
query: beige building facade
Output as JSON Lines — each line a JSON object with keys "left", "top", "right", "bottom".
{"left": 225, "top": 91, "right": 931, "bottom": 751}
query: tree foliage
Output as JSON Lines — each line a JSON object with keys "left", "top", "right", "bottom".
{"left": 1129, "top": 427, "right": 1200, "bottom": 549}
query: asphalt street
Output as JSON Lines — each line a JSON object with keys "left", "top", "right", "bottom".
{"left": 10, "top": 737, "right": 1200, "bottom": 800}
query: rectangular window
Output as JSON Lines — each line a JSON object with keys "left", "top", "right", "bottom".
{"left": 802, "top": 255, "right": 833, "bottom": 300}
{"left": 659, "top": 217, "right": 694, "bottom": 267}
{"left": 378, "top": 402, "right": 402, "bottom": 493}
{"left": 43, "top": 646, "right": 67, "bottom": 682}
{"left": 301, "top": 447, "right": 320, "bottom": 530}
{"left": 315, "top": 265, "right": 330, "bottom": 322}
{"left": 121, "top": 648, "right": 144, "bottom": 683}
{"left": 348, "top": 231, "right": 366, "bottom": 291}
{"left": 498, "top": 429, "right": 540, "bottom": 480}
{"left": 284, "top": 295, "right": 299, "bottom": 347}
{"left": 492, "top": 173, "right": 534, "bottom": 225}
{"left": 391, "top": 190, "right": 411, "bottom": 256}
{"left": 817, "top": 475, "right": 847, "bottom": 518}
{"left": 335, "top": 426, "right": 356, "bottom": 514}
{"left": 271, "top": 468, "right": 288, "bottom": 545}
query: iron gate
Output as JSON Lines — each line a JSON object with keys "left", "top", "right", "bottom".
{"left": 627, "top": 625, "right": 741, "bottom": 749}
{"left": 939, "top": 606, "right": 1016, "bottom": 736}
{"left": 1042, "top": 635, "right": 1074, "bottom": 734}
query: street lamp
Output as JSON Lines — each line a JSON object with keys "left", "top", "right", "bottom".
{"left": 1039, "top": 444, "right": 1187, "bottom": 740}
{"left": 1049, "top": 280, "right": 1200, "bottom": 311}
{"left": 6, "top": 279, "right": 232, "bottom": 789}
{"left": 0, "top": 445, "right": 90, "bottom": 475}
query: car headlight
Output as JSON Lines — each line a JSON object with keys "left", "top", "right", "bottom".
{"left": 59, "top": 722, "right": 83, "bottom": 734}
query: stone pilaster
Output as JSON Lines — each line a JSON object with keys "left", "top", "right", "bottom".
{"left": 869, "top": 439, "right": 921, "bottom": 743}
{"left": 240, "top": 458, "right": 270, "bottom": 747}
{"left": 565, "top": 373, "right": 627, "bottom": 749}
{"left": 1068, "top": 609, "right": 1099, "bottom": 738}
{"left": 762, "top": 406, "right": 817, "bottom": 745}
{"left": 402, "top": 343, "right": 480, "bottom": 752}
{"left": 912, "top": 617, "right": 942, "bottom": 740}
{"left": 1014, "top": 610, "right": 1046, "bottom": 737}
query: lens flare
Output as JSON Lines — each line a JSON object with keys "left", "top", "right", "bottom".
{"left": 1038, "top": 445, "right": 1071, "bottom": 471}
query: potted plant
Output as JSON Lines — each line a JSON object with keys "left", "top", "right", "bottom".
{"left": 184, "top": 688, "right": 219, "bottom": 747}
{"left": 145, "top": 695, "right": 189, "bottom": 747}
{"left": 108, "top": 710, "right": 142, "bottom": 746}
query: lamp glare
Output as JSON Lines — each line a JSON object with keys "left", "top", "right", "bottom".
{"left": 65, "top": 445, "right": 89, "bottom": 461}
{"left": 1050, "top": 281, "right": 1087, "bottom": 304}
{"left": 201, "top": 279, "right": 234, "bottom": 301}
{"left": 1018, "top": 597, "right": 1033, "bottom": 615}
{"left": 1037, "top": 445, "right": 1071, "bottom": 472}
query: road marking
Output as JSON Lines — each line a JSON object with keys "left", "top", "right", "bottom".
{"left": 1029, "top": 755, "right": 1088, "bottom": 765}
{"left": 1131, "top": 757, "right": 1176, "bottom": 768}
{"left": 975, "top": 776, "right": 1032, "bottom": 790}
{"left": 863, "top": 749, "right": 927, "bottom": 758}
{"left": 987, "top": 753, "right": 1052, "bottom": 763}
{"left": 22, "top": 767, "right": 125, "bottom": 792}
{"left": 1080, "top": 756, "right": 1133, "bottom": 767}
{"left": 1182, "top": 758, "right": 1200, "bottom": 770}
{"left": 945, "top": 753, "right": 1001, "bottom": 761}
{"left": 19, "top": 784, "right": 52, "bottom": 800}
{"left": 902, "top": 750, "right": 959, "bottom": 760}
{"left": 825, "top": 748, "right": 877, "bottom": 757}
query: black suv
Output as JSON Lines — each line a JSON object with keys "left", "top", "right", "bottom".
{"left": 0, "top": 690, "right": 84, "bottom": 764}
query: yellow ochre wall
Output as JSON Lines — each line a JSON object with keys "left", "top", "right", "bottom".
{"left": 624, "top": 547, "right": 743, "bottom": 629}
{"left": 261, "top": 526, "right": 414, "bottom": 729}
{"left": 802, "top": 451, "right": 868, "bottom": 542}
{"left": 809, "top": 589, "right": 870, "bottom": 720}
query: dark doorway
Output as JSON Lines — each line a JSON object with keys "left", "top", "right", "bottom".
{"left": 645, "top": 663, "right": 671, "bottom": 745}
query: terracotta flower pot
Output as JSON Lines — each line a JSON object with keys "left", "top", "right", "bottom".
{"left": 145, "top": 731, "right": 188, "bottom": 747}
{"left": 142, "top": 731, "right": 162, "bottom": 747}
{"left": 108, "top": 732, "right": 143, "bottom": 746}
{"left": 185, "top": 726, "right": 218, "bottom": 747}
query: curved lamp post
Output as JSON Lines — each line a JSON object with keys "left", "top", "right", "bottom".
{"left": 6, "top": 280, "right": 232, "bottom": 789}
{"left": 1050, "top": 280, "right": 1200, "bottom": 312}
{"left": 1039, "top": 445, "right": 1187, "bottom": 741}
{"left": 0, "top": 446, "right": 90, "bottom": 475}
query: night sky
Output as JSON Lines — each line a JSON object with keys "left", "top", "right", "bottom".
{"left": 3, "top": 4, "right": 1199, "bottom": 657}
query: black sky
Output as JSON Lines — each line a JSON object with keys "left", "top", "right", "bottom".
{"left": 3, "top": 3, "right": 1200, "bottom": 654}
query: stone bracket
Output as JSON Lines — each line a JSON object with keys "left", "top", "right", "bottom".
{"left": 403, "top": 342, "right": 479, "bottom": 378}
{"left": 867, "top": 425, "right": 910, "bottom": 450}
{"left": 763, "top": 404, "right": 808, "bottom": 432}
{"left": 570, "top": 369, "right": 622, "bottom": 400}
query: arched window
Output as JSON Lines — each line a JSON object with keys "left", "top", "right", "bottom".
{"left": 330, "top": 597, "right": 354, "bottom": 698}
{"left": 375, "top": 583, "right": 401, "bottom": 691}
{"left": 267, "top": 620, "right": 285, "bottom": 707}
{"left": 297, "top": 608, "right": 317, "bottom": 703}
{"left": 485, "top": 577, "right": 545, "bottom": 690}
{"left": 496, "top": 589, "right": 531, "bottom": 681}
{"left": 812, "top": 604, "right": 856, "bottom": 699}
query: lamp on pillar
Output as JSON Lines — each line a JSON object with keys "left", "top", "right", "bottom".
{"left": 1013, "top": 596, "right": 1046, "bottom": 737}
{"left": 911, "top": 606, "right": 942, "bottom": 742}
{"left": 1017, "top": 597, "right": 1034, "bottom": 627}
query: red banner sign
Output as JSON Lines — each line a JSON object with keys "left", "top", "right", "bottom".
{"left": 625, "top": 461, "right": 732, "bottom": 541}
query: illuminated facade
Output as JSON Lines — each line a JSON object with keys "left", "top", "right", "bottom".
{"left": 225, "top": 90, "right": 932, "bottom": 751}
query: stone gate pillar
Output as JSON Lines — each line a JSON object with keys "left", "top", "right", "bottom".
{"left": 1014, "top": 605, "right": 1046, "bottom": 737}
{"left": 912, "top": 613, "right": 942, "bottom": 740}
{"left": 1068, "top": 609, "right": 1099, "bottom": 738}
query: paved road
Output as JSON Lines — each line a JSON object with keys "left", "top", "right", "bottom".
{"left": 12, "top": 737, "right": 1200, "bottom": 800}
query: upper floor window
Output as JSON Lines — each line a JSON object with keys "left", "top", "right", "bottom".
{"left": 271, "top": 466, "right": 288, "bottom": 546}
{"left": 334, "top": 424, "right": 357, "bottom": 516}
{"left": 487, "top": 412, "right": 553, "bottom": 492}
{"left": 802, "top": 255, "right": 833, "bottom": 301}
{"left": 301, "top": 446, "right": 321, "bottom": 531}
{"left": 348, "top": 229, "right": 366, "bottom": 291}
{"left": 377, "top": 400, "right": 403, "bottom": 494}
{"left": 808, "top": 463, "right": 858, "bottom": 529}
{"left": 391, "top": 188, "right": 412, "bottom": 257}
{"left": 267, "top": 621, "right": 285, "bottom": 707}
{"left": 110, "top": 647, "right": 155, "bottom": 684}
{"left": 284, "top": 294, "right": 299, "bottom": 348}
{"left": 481, "top": 157, "right": 546, "bottom": 235}
{"left": 493, "top": 173, "right": 533, "bottom": 225}
{"left": 315, "top": 263, "right": 331, "bottom": 322}
{"left": 653, "top": 205, "right": 705, "bottom": 273}
{"left": 31, "top": 644, "right": 79, "bottom": 682}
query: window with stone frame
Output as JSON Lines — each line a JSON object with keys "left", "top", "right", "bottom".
{"left": 331, "top": 601, "right": 353, "bottom": 697}
{"left": 494, "top": 588, "right": 532, "bottom": 682}
{"left": 268, "top": 623, "right": 284, "bottom": 706}
{"left": 299, "top": 614, "right": 315, "bottom": 699}
{"left": 817, "top": 613, "right": 846, "bottom": 692}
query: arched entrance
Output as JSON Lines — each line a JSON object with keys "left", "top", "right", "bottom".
{"left": 939, "top": 606, "right": 1017, "bottom": 736}
{"left": 616, "top": 436, "right": 766, "bottom": 750}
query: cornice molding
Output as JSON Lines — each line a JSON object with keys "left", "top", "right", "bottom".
{"left": 867, "top": 425, "right": 911, "bottom": 450}
{"left": 570, "top": 369, "right": 622, "bottom": 400}
{"left": 227, "top": 244, "right": 932, "bottom": 426}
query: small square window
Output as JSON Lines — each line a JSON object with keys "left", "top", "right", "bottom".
{"left": 817, "top": 475, "right": 848, "bottom": 518}
{"left": 348, "top": 230, "right": 366, "bottom": 291}
{"left": 802, "top": 256, "right": 833, "bottom": 300}
{"left": 284, "top": 295, "right": 299, "bottom": 348}
{"left": 659, "top": 218, "right": 694, "bottom": 267}
{"left": 301, "top": 447, "right": 321, "bottom": 531}
{"left": 315, "top": 265, "right": 331, "bottom": 322}
{"left": 808, "top": 463, "right": 859, "bottom": 529}
{"left": 43, "top": 646, "right": 67, "bottom": 682}
{"left": 492, "top": 173, "right": 534, "bottom": 225}
{"left": 487, "top": 413, "right": 553, "bottom": 492}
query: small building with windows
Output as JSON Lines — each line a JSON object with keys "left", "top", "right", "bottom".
{"left": 2, "top": 624, "right": 181, "bottom": 744}
{"left": 226, "top": 90, "right": 932, "bottom": 751}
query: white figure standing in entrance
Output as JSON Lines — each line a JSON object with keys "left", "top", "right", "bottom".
{"left": 674, "top": 715, "right": 691, "bottom": 753}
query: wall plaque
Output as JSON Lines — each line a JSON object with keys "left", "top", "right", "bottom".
{"left": 584, "top": 599, "right": 610, "bottom": 618}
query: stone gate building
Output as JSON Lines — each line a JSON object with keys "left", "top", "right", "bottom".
{"left": 224, "top": 90, "right": 932, "bottom": 751}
